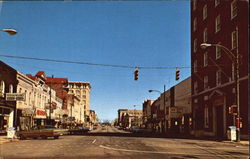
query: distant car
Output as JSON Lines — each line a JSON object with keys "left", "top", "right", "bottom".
{"left": 131, "top": 127, "right": 146, "bottom": 133}
{"left": 16, "top": 125, "right": 62, "bottom": 140}
{"left": 68, "top": 127, "right": 90, "bottom": 135}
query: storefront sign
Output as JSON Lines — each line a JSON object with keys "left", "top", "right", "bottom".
{"left": 22, "top": 108, "right": 34, "bottom": 117}
{"left": 6, "top": 93, "right": 26, "bottom": 101}
{"left": 35, "top": 108, "right": 46, "bottom": 119}
{"left": 45, "top": 102, "right": 57, "bottom": 109}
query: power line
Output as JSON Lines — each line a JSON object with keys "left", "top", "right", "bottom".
{"left": 0, "top": 54, "right": 191, "bottom": 70}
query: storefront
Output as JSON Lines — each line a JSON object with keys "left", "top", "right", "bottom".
{"left": 33, "top": 108, "right": 47, "bottom": 127}
{"left": 19, "top": 108, "right": 34, "bottom": 131}
{"left": 0, "top": 105, "right": 14, "bottom": 134}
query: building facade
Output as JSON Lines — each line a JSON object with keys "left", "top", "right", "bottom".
{"left": 0, "top": 61, "right": 18, "bottom": 133}
{"left": 191, "top": 0, "right": 248, "bottom": 139}
{"left": 68, "top": 81, "right": 91, "bottom": 126}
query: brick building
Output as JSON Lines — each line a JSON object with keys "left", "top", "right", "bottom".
{"left": 0, "top": 61, "right": 18, "bottom": 133}
{"left": 191, "top": 0, "right": 248, "bottom": 139}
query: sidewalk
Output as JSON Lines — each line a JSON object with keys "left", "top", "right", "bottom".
{"left": 0, "top": 135, "right": 19, "bottom": 144}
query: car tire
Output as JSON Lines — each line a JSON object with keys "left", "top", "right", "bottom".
{"left": 19, "top": 135, "right": 26, "bottom": 140}
{"left": 41, "top": 136, "right": 47, "bottom": 139}
{"left": 54, "top": 136, "right": 59, "bottom": 139}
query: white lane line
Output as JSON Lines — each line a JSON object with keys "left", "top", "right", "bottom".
{"left": 92, "top": 139, "right": 96, "bottom": 144}
{"left": 99, "top": 145, "right": 248, "bottom": 157}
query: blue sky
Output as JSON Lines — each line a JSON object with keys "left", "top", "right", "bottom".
{"left": 0, "top": 1, "right": 191, "bottom": 121}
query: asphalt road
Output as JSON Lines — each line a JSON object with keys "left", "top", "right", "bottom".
{"left": 0, "top": 126, "right": 249, "bottom": 159}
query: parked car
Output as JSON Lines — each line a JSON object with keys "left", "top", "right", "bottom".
{"left": 68, "top": 127, "right": 90, "bottom": 135}
{"left": 16, "top": 125, "right": 62, "bottom": 140}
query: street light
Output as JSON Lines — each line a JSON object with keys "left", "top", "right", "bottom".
{"left": 200, "top": 32, "right": 240, "bottom": 142}
{"left": 1, "top": 28, "right": 17, "bottom": 35}
{"left": 148, "top": 85, "right": 167, "bottom": 133}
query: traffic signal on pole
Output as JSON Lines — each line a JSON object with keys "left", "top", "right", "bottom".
{"left": 175, "top": 67, "right": 180, "bottom": 81}
{"left": 229, "top": 105, "right": 237, "bottom": 115}
{"left": 134, "top": 68, "right": 139, "bottom": 81}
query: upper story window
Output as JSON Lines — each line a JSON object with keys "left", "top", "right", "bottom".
{"left": 231, "top": 30, "right": 237, "bottom": 49}
{"left": 204, "top": 52, "right": 208, "bottom": 67}
{"left": 0, "top": 81, "right": 5, "bottom": 95}
{"left": 216, "top": 70, "right": 221, "bottom": 86}
{"left": 231, "top": 0, "right": 237, "bottom": 19}
{"left": 193, "top": 0, "right": 197, "bottom": 11}
{"left": 204, "top": 76, "right": 208, "bottom": 90}
{"left": 215, "top": 15, "right": 221, "bottom": 33}
{"left": 194, "top": 39, "right": 197, "bottom": 53}
{"left": 231, "top": 63, "right": 235, "bottom": 81}
{"left": 203, "top": 4, "right": 207, "bottom": 20}
{"left": 194, "top": 81, "right": 198, "bottom": 94}
{"left": 193, "top": 18, "right": 197, "bottom": 32}
{"left": 194, "top": 60, "right": 198, "bottom": 73}
{"left": 9, "top": 84, "right": 13, "bottom": 93}
{"left": 203, "top": 28, "right": 208, "bottom": 42}
{"left": 215, "top": 0, "right": 220, "bottom": 7}
{"left": 216, "top": 42, "right": 221, "bottom": 59}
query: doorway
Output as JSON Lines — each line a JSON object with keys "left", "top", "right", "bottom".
{"left": 216, "top": 106, "right": 224, "bottom": 139}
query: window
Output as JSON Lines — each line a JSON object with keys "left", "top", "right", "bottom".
{"left": 194, "top": 81, "right": 198, "bottom": 94}
{"left": 193, "top": 18, "right": 197, "bottom": 32}
{"left": 193, "top": 0, "right": 197, "bottom": 11}
{"left": 194, "top": 60, "right": 198, "bottom": 73}
{"left": 215, "top": 0, "right": 220, "bottom": 7}
{"left": 0, "top": 81, "right": 5, "bottom": 95}
{"left": 204, "top": 105, "right": 209, "bottom": 128}
{"left": 231, "top": 63, "right": 235, "bottom": 81}
{"left": 203, "top": 28, "right": 208, "bottom": 42}
{"left": 204, "top": 52, "right": 208, "bottom": 67}
{"left": 203, "top": 4, "right": 207, "bottom": 20}
{"left": 231, "top": 0, "right": 237, "bottom": 19}
{"left": 194, "top": 39, "right": 197, "bottom": 53}
{"left": 215, "top": 15, "right": 221, "bottom": 33}
{"left": 19, "top": 88, "right": 22, "bottom": 93}
{"left": 231, "top": 30, "right": 237, "bottom": 49}
{"left": 216, "top": 70, "right": 221, "bottom": 86}
{"left": 204, "top": 76, "right": 208, "bottom": 90}
{"left": 9, "top": 84, "right": 13, "bottom": 93}
{"left": 216, "top": 42, "right": 221, "bottom": 59}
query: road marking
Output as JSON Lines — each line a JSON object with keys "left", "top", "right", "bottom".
{"left": 92, "top": 139, "right": 96, "bottom": 144}
{"left": 99, "top": 145, "right": 248, "bottom": 157}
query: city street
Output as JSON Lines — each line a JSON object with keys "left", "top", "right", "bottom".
{"left": 0, "top": 126, "right": 248, "bottom": 159}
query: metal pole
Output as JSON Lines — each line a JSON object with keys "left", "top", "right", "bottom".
{"left": 236, "top": 26, "right": 240, "bottom": 142}
{"left": 49, "top": 75, "right": 53, "bottom": 125}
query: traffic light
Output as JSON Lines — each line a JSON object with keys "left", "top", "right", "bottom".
{"left": 229, "top": 105, "right": 237, "bottom": 115}
{"left": 134, "top": 68, "right": 139, "bottom": 81}
{"left": 175, "top": 67, "right": 180, "bottom": 81}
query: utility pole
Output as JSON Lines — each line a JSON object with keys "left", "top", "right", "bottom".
{"left": 49, "top": 75, "right": 53, "bottom": 125}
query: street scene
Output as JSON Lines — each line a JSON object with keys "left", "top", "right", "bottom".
{"left": 0, "top": 0, "right": 249, "bottom": 159}
{"left": 1, "top": 125, "right": 249, "bottom": 159}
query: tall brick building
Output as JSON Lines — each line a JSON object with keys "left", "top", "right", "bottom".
{"left": 191, "top": 0, "right": 248, "bottom": 139}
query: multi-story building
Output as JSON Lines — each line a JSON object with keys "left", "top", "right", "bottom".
{"left": 142, "top": 100, "right": 154, "bottom": 130}
{"left": 0, "top": 61, "right": 18, "bottom": 133}
{"left": 24, "top": 72, "right": 63, "bottom": 128}
{"left": 117, "top": 109, "right": 143, "bottom": 129}
{"left": 191, "top": 0, "right": 248, "bottom": 139}
{"left": 68, "top": 82, "right": 91, "bottom": 125}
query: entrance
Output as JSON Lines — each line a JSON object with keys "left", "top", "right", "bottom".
{"left": 216, "top": 106, "right": 224, "bottom": 139}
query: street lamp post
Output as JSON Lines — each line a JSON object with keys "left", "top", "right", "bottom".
{"left": 148, "top": 85, "right": 166, "bottom": 133}
{"left": 200, "top": 28, "right": 240, "bottom": 141}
